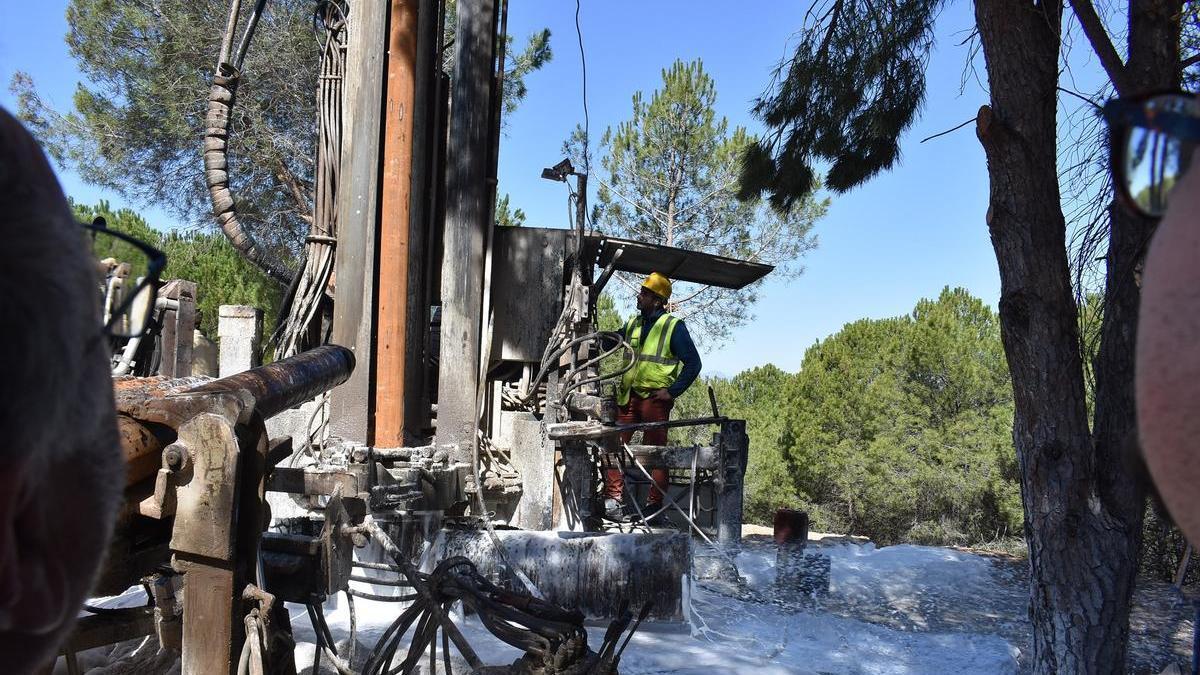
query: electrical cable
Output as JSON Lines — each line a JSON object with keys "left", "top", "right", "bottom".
{"left": 520, "top": 330, "right": 633, "bottom": 407}
{"left": 575, "top": 0, "right": 590, "bottom": 175}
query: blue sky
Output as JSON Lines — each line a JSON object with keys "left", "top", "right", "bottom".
{"left": 0, "top": 1, "right": 1106, "bottom": 376}
{"left": 499, "top": 1, "right": 1003, "bottom": 375}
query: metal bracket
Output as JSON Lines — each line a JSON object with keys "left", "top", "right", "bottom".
{"left": 170, "top": 413, "right": 241, "bottom": 561}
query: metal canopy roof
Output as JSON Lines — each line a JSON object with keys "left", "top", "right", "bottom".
{"left": 586, "top": 235, "right": 773, "bottom": 290}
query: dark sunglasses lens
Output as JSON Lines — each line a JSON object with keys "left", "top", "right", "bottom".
{"left": 89, "top": 230, "right": 156, "bottom": 337}
{"left": 1124, "top": 96, "right": 1195, "bottom": 217}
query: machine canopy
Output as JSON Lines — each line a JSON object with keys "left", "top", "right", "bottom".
{"left": 586, "top": 235, "right": 773, "bottom": 290}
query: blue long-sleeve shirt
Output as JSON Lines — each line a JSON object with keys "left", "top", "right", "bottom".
{"left": 626, "top": 309, "right": 702, "bottom": 399}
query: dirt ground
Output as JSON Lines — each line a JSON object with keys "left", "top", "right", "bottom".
{"left": 974, "top": 551, "right": 1195, "bottom": 674}
{"left": 742, "top": 527, "right": 1194, "bottom": 674}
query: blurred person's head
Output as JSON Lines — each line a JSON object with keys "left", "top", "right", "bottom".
{"left": 1100, "top": 92, "right": 1200, "bottom": 545}
{"left": 0, "top": 107, "right": 123, "bottom": 673}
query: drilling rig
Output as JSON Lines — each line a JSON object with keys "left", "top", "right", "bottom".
{"left": 72, "top": 0, "right": 773, "bottom": 672}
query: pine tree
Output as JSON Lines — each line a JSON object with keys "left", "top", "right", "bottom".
{"left": 13, "top": 0, "right": 552, "bottom": 275}
{"left": 740, "top": 0, "right": 1185, "bottom": 669}
{"left": 574, "top": 59, "right": 825, "bottom": 346}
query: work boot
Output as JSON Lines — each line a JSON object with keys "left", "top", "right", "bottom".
{"left": 604, "top": 498, "right": 631, "bottom": 522}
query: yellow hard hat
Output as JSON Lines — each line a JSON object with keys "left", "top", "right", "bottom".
{"left": 642, "top": 272, "right": 672, "bottom": 300}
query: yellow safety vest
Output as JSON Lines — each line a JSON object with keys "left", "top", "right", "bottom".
{"left": 618, "top": 313, "right": 681, "bottom": 405}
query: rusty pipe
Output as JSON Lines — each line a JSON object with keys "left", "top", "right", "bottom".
{"left": 186, "top": 345, "right": 355, "bottom": 419}
{"left": 120, "top": 414, "right": 172, "bottom": 486}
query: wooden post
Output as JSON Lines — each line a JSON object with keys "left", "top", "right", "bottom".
{"left": 329, "top": 0, "right": 388, "bottom": 444}
{"left": 437, "top": 0, "right": 495, "bottom": 458}
{"left": 403, "top": 0, "right": 438, "bottom": 437}
{"left": 375, "top": 0, "right": 421, "bottom": 447}
{"left": 159, "top": 280, "right": 197, "bottom": 377}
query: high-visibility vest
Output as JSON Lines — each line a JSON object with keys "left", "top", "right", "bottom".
{"left": 618, "top": 312, "right": 681, "bottom": 405}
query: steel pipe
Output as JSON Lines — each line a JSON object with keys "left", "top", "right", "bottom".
{"left": 187, "top": 345, "right": 355, "bottom": 419}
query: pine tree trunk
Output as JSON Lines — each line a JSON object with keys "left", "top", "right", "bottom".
{"left": 973, "top": 0, "right": 1141, "bottom": 670}
{"left": 1083, "top": 0, "right": 1181, "bottom": 668}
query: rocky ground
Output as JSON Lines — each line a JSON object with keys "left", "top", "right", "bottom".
{"left": 741, "top": 532, "right": 1194, "bottom": 674}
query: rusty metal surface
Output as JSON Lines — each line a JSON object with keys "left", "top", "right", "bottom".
{"left": 115, "top": 375, "right": 233, "bottom": 429}
{"left": 186, "top": 344, "right": 354, "bottom": 419}
{"left": 266, "top": 466, "right": 363, "bottom": 498}
{"left": 104, "top": 348, "right": 355, "bottom": 672}
{"left": 119, "top": 414, "right": 169, "bottom": 486}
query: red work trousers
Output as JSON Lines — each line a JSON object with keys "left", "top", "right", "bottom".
{"left": 604, "top": 393, "right": 672, "bottom": 504}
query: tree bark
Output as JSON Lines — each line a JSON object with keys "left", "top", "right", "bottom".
{"left": 1083, "top": 1, "right": 1181, "bottom": 667}
{"left": 973, "top": 0, "right": 1143, "bottom": 670}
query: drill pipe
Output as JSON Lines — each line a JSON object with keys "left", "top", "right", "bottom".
{"left": 186, "top": 344, "right": 355, "bottom": 419}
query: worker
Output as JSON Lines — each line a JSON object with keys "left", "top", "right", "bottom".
{"left": 604, "top": 272, "right": 702, "bottom": 523}
{"left": 0, "top": 108, "right": 125, "bottom": 674}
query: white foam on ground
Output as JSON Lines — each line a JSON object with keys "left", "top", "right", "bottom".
{"left": 66, "top": 541, "right": 1018, "bottom": 673}
{"left": 284, "top": 541, "right": 1019, "bottom": 674}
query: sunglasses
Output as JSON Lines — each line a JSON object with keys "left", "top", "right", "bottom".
{"left": 1103, "top": 92, "right": 1200, "bottom": 219}
{"left": 82, "top": 218, "right": 167, "bottom": 339}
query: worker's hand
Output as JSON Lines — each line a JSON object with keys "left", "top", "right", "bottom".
{"left": 652, "top": 388, "right": 673, "bottom": 402}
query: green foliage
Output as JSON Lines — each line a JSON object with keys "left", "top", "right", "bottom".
{"left": 690, "top": 288, "right": 1021, "bottom": 546}
{"left": 1077, "top": 292, "right": 1104, "bottom": 424}
{"left": 442, "top": 0, "right": 553, "bottom": 122}
{"left": 161, "top": 231, "right": 284, "bottom": 339}
{"left": 570, "top": 59, "right": 826, "bottom": 347}
{"left": 14, "top": 0, "right": 318, "bottom": 264}
{"left": 596, "top": 292, "right": 624, "bottom": 333}
{"left": 498, "top": 28, "right": 553, "bottom": 118}
{"left": 739, "top": 0, "right": 942, "bottom": 211}
{"left": 495, "top": 193, "right": 526, "bottom": 228}
{"left": 784, "top": 288, "right": 1019, "bottom": 544}
{"left": 72, "top": 201, "right": 282, "bottom": 338}
{"left": 78, "top": 201, "right": 160, "bottom": 282}
{"left": 15, "top": 0, "right": 551, "bottom": 269}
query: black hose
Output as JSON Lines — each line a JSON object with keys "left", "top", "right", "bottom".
{"left": 560, "top": 334, "right": 637, "bottom": 399}
{"left": 354, "top": 560, "right": 406, "bottom": 573}
{"left": 307, "top": 604, "right": 325, "bottom": 673}
{"left": 316, "top": 605, "right": 339, "bottom": 656}
{"left": 348, "top": 588, "right": 419, "bottom": 603}
{"left": 346, "top": 590, "right": 357, "bottom": 668}
{"left": 363, "top": 601, "right": 424, "bottom": 675}
{"left": 350, "top": 574, "right": 412, "bottom": 587}
{"left": 393, "top": 610, "right": 435, "bottom": 674}
{"left": 521, "top": 330, "right": 634, "bottom": 406}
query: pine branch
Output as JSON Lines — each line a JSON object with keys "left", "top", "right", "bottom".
{"left": 1067, "top": 0, "right": 1132, "bottom": 95}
